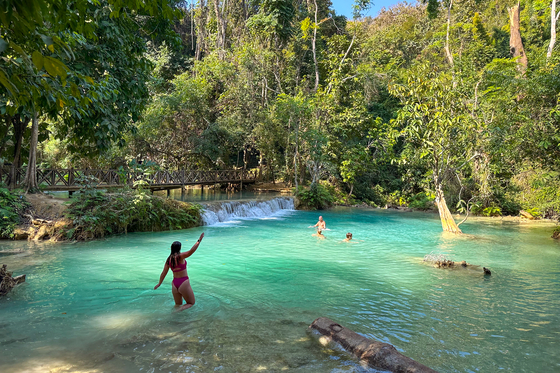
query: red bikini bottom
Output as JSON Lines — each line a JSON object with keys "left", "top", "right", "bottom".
{"left": 172, "top": 276, "right": 189, "bottom": 289}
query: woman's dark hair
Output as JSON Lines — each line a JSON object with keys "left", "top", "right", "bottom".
{"left": 167, "top": 241, "right": 181, "bottom": 267}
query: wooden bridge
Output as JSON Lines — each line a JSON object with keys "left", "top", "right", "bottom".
{"left": 0, "top": 167, "right": 256, "bottom": 192}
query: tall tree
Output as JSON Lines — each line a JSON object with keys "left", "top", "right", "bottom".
{"left": 508, "top": 3, "right": 528, "bottom": 72}
{"left": 547, "top": 0, "right": 559, "bottom": 59}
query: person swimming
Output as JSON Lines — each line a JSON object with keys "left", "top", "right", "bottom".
{"left": 312, "top": 229, "right": 325, "bottom": 239}
{"left": 343, "top": 232, "right": 353, "bottom": 242}
{"left": 154, "top": 232, "right": 204, "bottom": 311}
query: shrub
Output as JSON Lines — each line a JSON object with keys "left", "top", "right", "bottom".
{"left": 294, "top": 182, "right": 334, "bottom": 210}
{"left": 552, "top": 226, "right": 560, "bottom": 239}
{"left": 482, "top": 206, "right": 502, "bottom": 217}
{"left": 524, "top": 207, "right": 542, "bottom": 219}
{"left": 65, "top": 189, "right": 202, "bottom": 240}
{"left": 409, "top": 192, "right": 435, "bottom": 210}
{"left": 0, "top": 187, "right": 30, "bottom": 238}
{"left": 470, "top": 202, "right": 484, "bottom": 215}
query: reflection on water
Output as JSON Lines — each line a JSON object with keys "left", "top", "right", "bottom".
{"left": 1, "top": 208, "right": 559, "bottom": 372}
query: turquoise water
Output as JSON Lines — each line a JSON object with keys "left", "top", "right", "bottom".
{"left": 1, "top": 208, "right": 559, "bottom": 372}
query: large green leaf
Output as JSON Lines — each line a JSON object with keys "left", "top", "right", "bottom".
{"left": 32, "top": 50, "right": 44, "bottom": 70}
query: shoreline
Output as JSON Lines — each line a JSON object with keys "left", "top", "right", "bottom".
{"left": 2, "top": 183, "right": 558, "bottom": 242}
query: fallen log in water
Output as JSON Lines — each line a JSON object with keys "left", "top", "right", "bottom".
{"left": 0, "top": 264, "right": 26, "bottom": 296}
{"left": 423, "top": 253, "right": 491, "bottom": 275}
{"left": 309, "top": 317, "right": 438, "bottom": 373}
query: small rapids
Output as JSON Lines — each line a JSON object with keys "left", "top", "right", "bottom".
{"left": 201, "top": 197, "right": 294, "bottom": 225}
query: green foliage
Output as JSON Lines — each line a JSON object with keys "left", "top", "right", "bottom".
{"left": 65, "top": 189, "right": 201, "bottom": 240}
{"left": 482, "top": 206, "right": 502, "bottom": 217}
{"left": 510, "top": 169, "right": 560, "bottom": 219}
{"left": 294, "top": 182, "right": 334, "bottom": 210}
{"left": 524, "top": 207, "right": 542, "bottom": 219}
{"left": 409, "top": 191, "right": 435, "bottom": 210}
{"left": 0, "top": 187, "right": 30, "bottom": 238}
{"left": 470, "top": 202, "right": 484, "bottom": 215}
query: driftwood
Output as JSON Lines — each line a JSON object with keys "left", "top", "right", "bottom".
{"left": 309, "top": 317, "right": 438, "bottom": 373}
{"left": 431, "top": 260, "right": 491, "bottom": 275}
{"left": 0, "top": 264, "right": 26, "bottom": 296}
{"left": 519, "top": 210, "right": 535, "bottom": 220}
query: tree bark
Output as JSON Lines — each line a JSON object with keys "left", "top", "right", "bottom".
{"left": 8, "top": 115, "right": 27, "bottom": 190}
{"left": 213, "top": 0, "right": 228, "bottom": 60}
{"left": 444, "top": 0, "right": 454, "bottom": 67}
{"left": 293, "top": 118, "right": 299, "bottom": 190}
{"left": 0, "top": 115, "right": 11, "bottom": 159}
{"left": 435, "top": 184, "right": 462, "bottom": 234}
{"left": 23, "top": 111, "right": 39, "bottom": 193}
{"left": 312, "top": 0, "right": 320, "bottom": 92}
{"left": 547, "top": 0, "right": 558, "bottom": 59}
{"left": 195, "top": 0, "right": 208, "bottom": 60}
{"left": 508, "top": 4, "right": 528, "bottom": 73}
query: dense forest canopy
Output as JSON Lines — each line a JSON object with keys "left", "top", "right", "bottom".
{"left": 1, "top": 0, "right": 560, "bottom": 228}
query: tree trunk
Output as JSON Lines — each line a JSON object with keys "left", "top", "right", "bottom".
{"left": 9, "top": 115, "right": 27, "bottom": 190}
{"left": 23, "top": 111, "right": 39, "bottom": 193}
{"left": 195, "top": 0, "right": 208, "bottom": 60}
{"left": 547, "top": 0, "right": 558, "bottom": 59}
{"left": 294, "top": 118, "right": 299, "bottom": 190}
{"left": 213, "top": 0, "right": 227, "bottom": 60}
{"left": 435, "top": 184, "right": 462, "bottom": 234}
{"left": 508, "top": 4, "right": 528, "bottom": 73}
{"left": 0, "top": 115, "right": 11, "bottom": 159}
{"left": 312, "top": 0, "right": 320, "bottom": 92}
{"left": 444, "top": 0, "right": 454, "bottom": 67}
{"left": 309, "top": 318, "right": 438, "bottom": 373}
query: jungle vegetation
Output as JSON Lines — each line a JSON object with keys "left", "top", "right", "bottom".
{"left": 2, "top": 0, "right": 560, "bottom": 233}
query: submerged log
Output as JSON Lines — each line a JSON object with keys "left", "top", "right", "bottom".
{"left": 0, "top": 264, "right": 26, "bottom": 296}
{"left": 423, "top": 254, "right": 491, "bottom": 275}
{"left": 309, "top": 317, "right": 438, "bottom": 373}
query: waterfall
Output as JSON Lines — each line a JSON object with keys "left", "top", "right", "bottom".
{"left": 201, "top": 197, "right": 294, "bottom": 225}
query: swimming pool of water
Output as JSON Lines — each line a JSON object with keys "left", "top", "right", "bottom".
{"left": 1, "top": 208, "right": 559, "bottom": 372}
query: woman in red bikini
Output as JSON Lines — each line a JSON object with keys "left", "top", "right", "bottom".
{"left": 154, "top": 232, "right": 204, "bottom": 311}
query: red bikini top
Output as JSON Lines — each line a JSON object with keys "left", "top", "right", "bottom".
{"left": 169, "top": 258, "right": 187, "bottom": 272}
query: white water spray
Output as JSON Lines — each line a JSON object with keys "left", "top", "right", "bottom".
{"left": 201, "top": 197, "right": 294, "bottom": 225}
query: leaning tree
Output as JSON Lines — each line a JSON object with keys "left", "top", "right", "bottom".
{"left": 390, "top": 67, "right": 478, "bottom": 233}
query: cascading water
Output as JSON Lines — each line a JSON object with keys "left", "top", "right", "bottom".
{"left": 201, "top": 197, "right": 294, "bottom": 225}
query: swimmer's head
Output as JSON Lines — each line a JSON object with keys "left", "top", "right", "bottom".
{"left": 171, "top": 241, "right": 182, "bottom": 254}
{"left": 318, "top": 216, "right": 323, "bottom": 221}
{"left": 346, "top": 232, "right": 352, "bottom": 239}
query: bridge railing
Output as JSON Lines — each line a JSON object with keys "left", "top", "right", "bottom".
{"left": 0, "top": 166, "right": 256, "bottom": 189}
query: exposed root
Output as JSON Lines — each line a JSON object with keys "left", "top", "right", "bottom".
{"left": 0, "top": 264, "right": 26, "bottom": 296}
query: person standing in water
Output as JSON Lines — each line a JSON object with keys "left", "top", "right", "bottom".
{"left": 312, "top": 216, "right": 326, "bottom": 230}
{"left": 154, "top": 232, "right": 204, "bottom": 311}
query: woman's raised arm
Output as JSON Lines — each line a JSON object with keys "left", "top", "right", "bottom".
{"left": 181, "top": 232, "right": 205, "bottom": 259}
